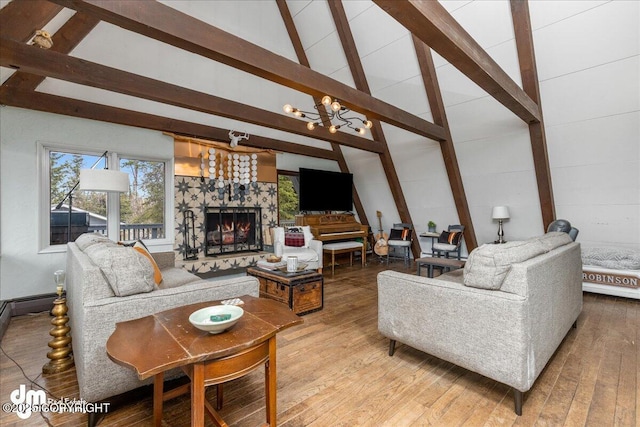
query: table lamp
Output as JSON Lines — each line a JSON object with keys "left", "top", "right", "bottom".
{"left": 492, "top": 206, "right": 510, "bottom": 244}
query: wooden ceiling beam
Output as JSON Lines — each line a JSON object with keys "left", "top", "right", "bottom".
{"left": 276, "top": 0, "right": 369, "bottom": 228}
{"left": 48, "top": 0, "right": 446, "bottom": 141}
{"left": 328, "top": 0, "right": 420, "bottom": 257}
{"left": 0, "top": 0, "right": 63, "bottom": 42}
{"left": 373, "top": 0, "right": 542, "bottom": 124}
{"left": 413, "top": 36, "right": 477, "bottom": 251}
{"left": 0, "top": 86, "right": 339, "bottom": 160}
{"left": 511, "top": 0, "right": 556, "bottom": 229}
{"left": 0, "top": 38, "right": 383, "bottom": 153}
{"left": 3, "top": 11, "right": 100, "bottom": 92}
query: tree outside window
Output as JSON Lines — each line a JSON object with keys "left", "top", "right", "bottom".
{"left": 119, "top": 158, "right": 165, "bottom": 240}
{"left": 278, "top": 173, "right": 299, "bottom": 226}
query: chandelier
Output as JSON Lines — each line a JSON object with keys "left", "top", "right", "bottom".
{"left": 283, "top": 95, "right": 373, "bottom": 135}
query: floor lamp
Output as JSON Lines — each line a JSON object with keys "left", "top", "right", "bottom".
{"left": 55, "top": 151, "right": 129, "bottom": 243}
{"left": 79, "top": 167, "right": 129, "bottom": 239}
{"left": 44, "top": 164, "right": 127, "bottom": 374}
{"left": 492, "top": 206, "right": 510, "bottom": 244}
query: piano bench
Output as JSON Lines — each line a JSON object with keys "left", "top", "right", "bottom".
{"left": 323, "top": 241, "right": 366, "bottom": 277}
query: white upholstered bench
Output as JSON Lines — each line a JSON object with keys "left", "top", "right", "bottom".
{"left": 323, "top": 241, "right": 365, "bottom": 276}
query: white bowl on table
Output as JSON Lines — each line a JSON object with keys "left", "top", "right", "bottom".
{"left": 189, "top": 305, "right": 244, "bottom": 334}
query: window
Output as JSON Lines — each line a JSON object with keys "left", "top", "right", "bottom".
{"left": 277, "top": 171, "right": 299, "bottom": 226}
{"left": 40, "top": 144, "right": 172, "bottom": 251}
{"left": 119, "top": 158, "right": 165, "bottom": 240}
{"left": 48, "top": 150, "right": 108, "bottom": 245}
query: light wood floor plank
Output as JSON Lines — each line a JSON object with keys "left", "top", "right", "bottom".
{"left": 614, "top": 299, "right": 638, "bottom": 426}
{"left": 0, "top": 260, "right": 637, "bottom": 426}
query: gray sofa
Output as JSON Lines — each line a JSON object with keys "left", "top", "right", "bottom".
{"left": 66, "top": 234, "right": 259, "bottom": 404}
{"left": 378, "top": 232, "right": 582, "bottom": 415}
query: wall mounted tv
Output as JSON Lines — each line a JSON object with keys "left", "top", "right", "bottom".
{"left": 299, "top": 168, "right": 353, "bottom": 212}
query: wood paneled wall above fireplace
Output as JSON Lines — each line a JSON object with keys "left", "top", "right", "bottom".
{"left": 172, "top": 134, "right": 277, "bottom": 182}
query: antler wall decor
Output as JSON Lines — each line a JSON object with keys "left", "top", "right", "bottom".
{"left": 229, "top": 130, "right": 249, "bottom": 148}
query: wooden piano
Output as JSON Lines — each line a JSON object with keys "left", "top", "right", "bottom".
{"left": 295, "top": 213, "right": 368, "bottom": 242}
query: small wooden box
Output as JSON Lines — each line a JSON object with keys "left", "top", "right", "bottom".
{"left": 247, "top": 267, "right": 324, "bottom": 315}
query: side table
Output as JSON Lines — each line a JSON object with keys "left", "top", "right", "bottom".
{"left": 419, "top": 231, "right": 440, "bottom": 256}
{"left": 247, "top": 267, "right": 324, "bottom": 315}
{"left": 416, "top": 257, "right": 465, "bottom": 278}
{"left": 106, "top": 296, "right": 302, "bottom": 427}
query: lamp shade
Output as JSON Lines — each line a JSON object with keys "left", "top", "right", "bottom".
{"left": 79, "top": 169, "right": 129, "bottom": 192}
{"left": 492, "top": 206, "right": 510, "bottom": 220}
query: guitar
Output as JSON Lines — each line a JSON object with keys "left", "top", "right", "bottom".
{"left": 374, "top": 211, "right": 388, "bottom": 256}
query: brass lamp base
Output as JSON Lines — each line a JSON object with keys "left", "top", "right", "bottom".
{"left": 42, "top": 297, "right": 74, "bottom": 374}
{"left": 43, "top": 355, "right": 75, "bottom": 374}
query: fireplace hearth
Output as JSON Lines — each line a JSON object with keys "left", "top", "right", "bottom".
{"left": 205, "top": 207, "right": 262, "bottom": 256}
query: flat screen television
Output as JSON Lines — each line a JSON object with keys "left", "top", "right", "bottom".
{"left": 298, "top": 168, "right": 353, "bottom": 212}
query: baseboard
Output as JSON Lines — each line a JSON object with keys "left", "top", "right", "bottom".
{"left": 0, "top": 294, "right": 57, "bottom": 341}
{"left": 10, "top": 293, "right": 57, "bottom": 316}
{"left": 0, "top": 301, "right": 11, "bottom": 342}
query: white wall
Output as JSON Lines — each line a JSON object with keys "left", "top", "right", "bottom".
{"left": 531, "top": 1, "right": 639, "bottom": 250}
{"left": 0, "top": 107, "right": 174, "bottom": 300}
{"left": 343, "top": 0, "right": 639, "bottom": 255}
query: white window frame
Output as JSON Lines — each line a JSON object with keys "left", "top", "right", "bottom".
{"left": 38, "top": 142, "right": 174, "bottom": 253}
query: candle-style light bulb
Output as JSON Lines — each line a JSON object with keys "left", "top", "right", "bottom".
{"left": 54, "top": 269, "right": 65, "bottom": 297}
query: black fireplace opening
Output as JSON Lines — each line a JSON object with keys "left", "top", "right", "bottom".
{"left": 205, "top": 207, "right": 263, "bottom": 256}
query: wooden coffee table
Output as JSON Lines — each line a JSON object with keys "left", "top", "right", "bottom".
{"left": 106, "top": 296, "right": 302, "bottom": 427}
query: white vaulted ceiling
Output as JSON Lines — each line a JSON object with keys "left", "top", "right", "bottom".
{"left": 1, "top": 0, "right": 638, "bottom": 252}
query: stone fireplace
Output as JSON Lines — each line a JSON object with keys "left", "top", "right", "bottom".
{"left": 205, "top": 207, "right": 263, "bottom": 256}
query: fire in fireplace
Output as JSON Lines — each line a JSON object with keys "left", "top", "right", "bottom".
{"left": 205, "top": 207, "right": 262, "bottom": 256}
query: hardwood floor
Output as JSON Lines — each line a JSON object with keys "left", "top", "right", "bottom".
{"left": 0, "top": 258, "right": 637, "bottom": 426}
